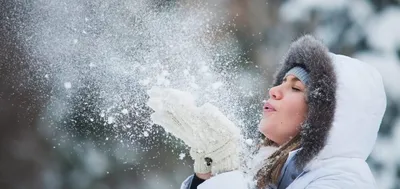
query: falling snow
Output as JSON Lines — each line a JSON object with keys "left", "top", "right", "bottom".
{"left": 107, "top": 116, "right": 115, "bottom": 124}
{"left": 64, "top": 82, "right": 72, "bottom": 89}
{"left": 121, "top": 109, "right": 129, "bottom": 115}
{"left": 178, "top": 153, "right": 186, "bottom": 160}
{"left": 17, "top": 0, "right": 265, "bottom": 188}
{"left": 245, "top": 139, "right": 253, "bottom": 146}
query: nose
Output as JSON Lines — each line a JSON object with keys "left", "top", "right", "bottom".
{"left": 269, "top": 85, "right": 282, "bottom": 100}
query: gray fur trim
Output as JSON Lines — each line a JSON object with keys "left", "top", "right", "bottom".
{"left": 272, "top": 35, "right": 337, "bottom": 169}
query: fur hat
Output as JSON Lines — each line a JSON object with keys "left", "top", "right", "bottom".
{"left": 273, "top": 35, "right": 337, "bottom": 168}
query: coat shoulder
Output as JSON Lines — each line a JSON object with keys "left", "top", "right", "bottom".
{"left": 287, "top": 158, "right": 376, "bottom": 189}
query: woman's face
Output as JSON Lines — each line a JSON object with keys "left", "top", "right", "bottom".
{"left": 259, "top": 74, "right": 308, "bottom": 145}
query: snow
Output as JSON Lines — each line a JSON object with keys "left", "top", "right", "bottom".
{"left": 280, "top": 0, "right": 347, "bottom": 22}
{"left": 366, "top": 7, "right": 400, "bottom": 53}
{"left": 156, "top": 75, "right": 171, "bottom": 86}
{"left": 18, "top": 0, "right": 365, "bottom": 188}
{"left": 107, "top": 116, "right": 114, "bottom": 124}
{"left": 348, "top": 0, "right": 374, "bottom": 26}
{"left": 183, "top": 69, "right": 190, "bottom": 76}
{"left": 354, "top": 52, "right": 400, "bottom": 98}
{"left": 371, "top": 119, "right": 400, "bottom": 189}
{"left": 84, "top": 149, "right": 109, "bottom": 177}
{"left": 199, "top": 65, "right": 209, "bottom": 73}
{"left": 245, "top": 139, "right": 253, "bottom": 145}
{"left": 121, "top": 109, "right": 129, "bottom": 115}
{"left": 139, "top": 79, "right": 151, "bottom": 86}
{"left": 178, "top": 153, "right": 186, "bottom": 160}
{"left": 161, "top": 70, "right": 170, "bottom": 76}
{"left": 189, "top": 83, "right": 200, "bottom": 89}
{"left": 63, "top": 82, "right": 72, "bottom": 89}
{"left": 211, "top": 82, "right": 223, "bottom": 89}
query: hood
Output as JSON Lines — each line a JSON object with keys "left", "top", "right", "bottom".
{"left": 272, "top": 35, "right": 387, "bottom": 168}
{"left": 319, "top": 53, "right": 386, "bottom": 160}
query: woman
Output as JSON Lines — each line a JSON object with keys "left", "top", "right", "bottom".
{"left": 147, "top": 35, "right": 387, "bottom": 189}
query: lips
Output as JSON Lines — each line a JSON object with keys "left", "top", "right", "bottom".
{"left": 263, "top": 102, "right": 276, "bottom": 112}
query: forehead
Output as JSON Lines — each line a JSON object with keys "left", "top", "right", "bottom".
{"left": 284, "top": 74, "right": 300, "bottom": 81}
{"left": 284, "top": 74, "right": 306, "bottom": 86}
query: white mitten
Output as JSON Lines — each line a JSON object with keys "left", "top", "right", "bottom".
{"left": 147, "top": 87, "right": 242, "bottom": 175}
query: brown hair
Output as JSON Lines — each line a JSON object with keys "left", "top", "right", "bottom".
{"left": 255, "top": 134, "right": 301, "bottom": 188}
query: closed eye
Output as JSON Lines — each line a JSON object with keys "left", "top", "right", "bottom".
{"left": 292, "top": 87, "right": 301, "bottom": 91}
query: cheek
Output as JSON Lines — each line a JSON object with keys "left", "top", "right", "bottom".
{"left": 281, "top": 97, "right": 307, "bottom": 134}
{"left": 259, "top": 95, "right": 307, "bottom": 144}
{"left": 259, "top": 115, "right": 298, "bottom": 141}
{"left": 285, "top": 93, "right": 307, "bottom": 120}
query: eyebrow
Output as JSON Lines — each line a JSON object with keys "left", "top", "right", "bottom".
{"left": 283, "top": 76, "right": 300, "bottom": 82}
{"left": 283, "top": 76, "right": 305, "bottom": 89}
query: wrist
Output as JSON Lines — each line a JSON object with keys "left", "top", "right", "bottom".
{"left": 195, "top": 172, "right": 212, "bottom": 180}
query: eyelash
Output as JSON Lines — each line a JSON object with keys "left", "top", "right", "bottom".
{"left": 292, "top": 87, "right": 301, "bottom": 91}
{"left": 282, "top": 80, "right": 302, "bottom": 91}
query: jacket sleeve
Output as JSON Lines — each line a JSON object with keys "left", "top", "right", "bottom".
{"left": 180, "top": 175, "right": 194, "bottom": 189}
{"left": 197, "top": 171, "right": 249, "bottom": 189}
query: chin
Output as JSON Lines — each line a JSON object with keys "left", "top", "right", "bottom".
{"left": 259, "top": 121, "right": 279, "bottom": 142}
{"left": 258, "top": 120, "right": 271, "bottom": 136}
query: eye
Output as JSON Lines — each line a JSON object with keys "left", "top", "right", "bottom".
{"left": 292, "top": 87, "right": 301, "bottom": 91}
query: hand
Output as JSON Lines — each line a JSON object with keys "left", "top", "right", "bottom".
{"left": 147, "top": 87, "right": 242, "bottom": 175}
